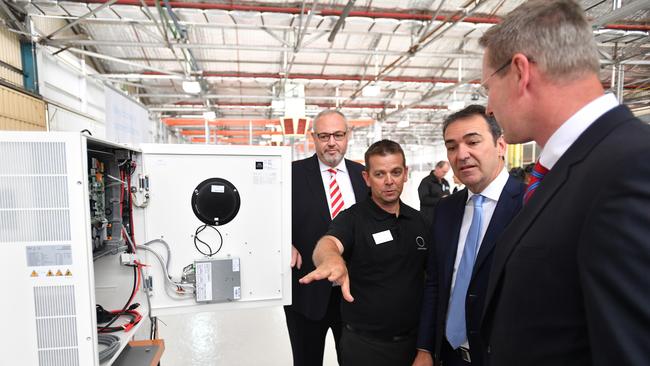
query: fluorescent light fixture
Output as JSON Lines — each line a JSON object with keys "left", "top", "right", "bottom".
{"left": 182, "top": 80, "right": 201, "bottom": 94}
{"left": 203, "top": 111, "right": 216, "bottom": 120}
{"left": 362, "top": 84, "right": 381, "bottom": 97}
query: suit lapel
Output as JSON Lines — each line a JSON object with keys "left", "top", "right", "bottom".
{"left": 483, "top": 105, "right": 637, "bottom": 319}
{"left": 442, "top": 190, "right": 468, "bottom": 288}
{"left": 306, "top": 155, "right": 332, "bottom": 222}
{"left": 346, "top": 159, "right": 368, "bottom": 201}
{"left": 472, "top": 176, "right": 523, "bottom": 278}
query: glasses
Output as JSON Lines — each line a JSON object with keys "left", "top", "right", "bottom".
{"left": 314, "top": 131, "right": 347, "bottom": 142}
{"left": 477, "top": 60, "right": 512, "bottom": 98}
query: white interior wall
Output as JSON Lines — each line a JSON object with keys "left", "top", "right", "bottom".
{"left": 36, "top": 46, "right": 159, "bottom": 143}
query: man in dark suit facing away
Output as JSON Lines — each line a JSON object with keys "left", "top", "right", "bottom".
{"left": 285, "top": 109, "right": 368, "bottom": 366}
{"left": 478, "top": 1, "right": 650, "bottom": 365}
{"left": 418, "top": 161, "right": 450, "bottom": 224}
{"left": 413, "top": 105, "right": 525, "bottom": 366}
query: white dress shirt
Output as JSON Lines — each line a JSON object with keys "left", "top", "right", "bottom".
{"left": 318, "top": 159, "right": 357, "bottom": 216}
{"left": 539, "top": 93, "right": 619, "bottom": 169}
{"left": 447, "top": 168, "right": 510, "bottom": 349}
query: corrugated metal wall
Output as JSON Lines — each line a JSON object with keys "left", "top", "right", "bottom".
{"left": 0, "top": 27, "right": 23, "bottom": 87}
{"left": 0, "top": 85, "right": 46, "bottom": 131}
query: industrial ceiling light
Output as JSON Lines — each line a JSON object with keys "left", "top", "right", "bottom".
{"left": 182, "top": 80, "right": 201, "bottom": 94}
{"left": 203, "top": 111, "right": 216, "bottom": 120}
{"left": 362, "top": 84, "right": 381, "bottom": 97}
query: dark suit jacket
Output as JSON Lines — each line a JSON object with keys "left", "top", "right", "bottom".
{"left": 287, "top": 154, "right": 368, "bottom": 320}
{"left": 482, "top": 105, "right": 650, "bottom": 365}
{"left": 417, "top": 175, "right": 525, "bottom": 366}
{"left": 418, "top": 174, "right": 450, "bottom": 222}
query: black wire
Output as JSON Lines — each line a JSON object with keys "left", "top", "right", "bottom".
{"left": 97, "top": 310, "right": 140, "bottom": 333}
{"left": 98, "top": 265, "right": 137, "bottom": 333}
{"left": 193, "top": 224, "right": 223, "bottom": 257}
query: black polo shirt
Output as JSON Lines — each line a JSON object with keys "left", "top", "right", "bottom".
{"left": 326, "top": 197, "right": 429, "bottom": 336}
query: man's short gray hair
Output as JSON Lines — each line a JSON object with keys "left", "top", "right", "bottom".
{"left": 479, "top": 0, "right": 599, "bottom": 81}
{"left": 312, "top": 109, "right": 348, "bottom": 132}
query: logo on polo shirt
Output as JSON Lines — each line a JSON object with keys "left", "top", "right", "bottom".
{"left": 416, "top": 236, "right": 427, "bottom": 250}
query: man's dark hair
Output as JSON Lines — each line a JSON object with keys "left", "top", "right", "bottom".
{"left": 524, "top": 162, "right": 535, "bottom": 174}
{"left": 509, "top": 167, "right": 526, "bottom": 183}
{"left": 364, "top": 139, "right": 406, "bottom": 171}
{"left": 442, "top": 105, "right": 502, "bottom": 143}
{"left": 435, "top": 161, "right": 448, "bottom": 169}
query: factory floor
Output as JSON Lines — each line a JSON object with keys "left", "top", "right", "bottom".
{"left": 157, "top": 306, "right": 338, "bottom": 366}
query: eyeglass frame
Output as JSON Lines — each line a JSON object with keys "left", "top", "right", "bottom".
{"left": 312, "top": 130, "right": 348, "bottom": 142}
{"left": 477, "top": 60, "right": 512, "bottom": 99}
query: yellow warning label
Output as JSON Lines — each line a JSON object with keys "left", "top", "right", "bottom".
{"left": 65, "top": 269, "right": 72, "bottom": 276}
{"left": 31, "top": 271, "right": 38, "bottom": 277}
{"left": 55, "top": 270, "right": 63, "bottom": 276}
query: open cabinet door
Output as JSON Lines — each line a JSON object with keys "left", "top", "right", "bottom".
{"left": 138, "top": 144, "right": 292, "bottom": 316}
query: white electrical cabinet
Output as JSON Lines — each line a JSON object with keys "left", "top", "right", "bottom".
{"left": 0, "top": 132, "right": 292, "bottom": 366}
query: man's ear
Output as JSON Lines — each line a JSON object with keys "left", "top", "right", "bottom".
{"left": 511, "top": 53, "right": 532, "bottom": 96}
{"left": 362, "top": 170, "right": 370, "bottom": 187}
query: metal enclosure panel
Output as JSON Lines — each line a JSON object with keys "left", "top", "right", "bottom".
{"left": 0, "top": 84, "right": 46, "bottom": 130}
{"left": 138, "top": 143, "right": 292, "bottom": 316}
{"left": 0, "top": 27, "right": 22, "bottom": 87}
{"left": 194, "top": 258, "right": 242, "bottom": 303}
{"left": 0, "top": 132, "right": 98, "bottom": 366}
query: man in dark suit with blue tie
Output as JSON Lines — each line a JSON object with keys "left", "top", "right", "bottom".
{"left": 477, "top": 1, "right": 650, "bottom": 365}
{"left": 413, "top": 105, "right": 525, "bottom": 366}
{"left": 285, "top": 110, "right": 368, "bottom": 366}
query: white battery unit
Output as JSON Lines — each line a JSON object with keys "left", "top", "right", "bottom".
{"left": 0, "top": 132, "right": 292, "bottom": 366}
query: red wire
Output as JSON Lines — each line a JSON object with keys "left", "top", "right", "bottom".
{"left": 127, "top": 164, "right": 136, "bottom": 251}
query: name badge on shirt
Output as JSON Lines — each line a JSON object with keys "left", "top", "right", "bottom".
{"left": 372, "top": 230, "right": 393, "bottom": 245}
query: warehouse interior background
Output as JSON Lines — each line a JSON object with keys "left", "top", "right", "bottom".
{"left": 0, "top": 1, "right": 648, "bottom": 365}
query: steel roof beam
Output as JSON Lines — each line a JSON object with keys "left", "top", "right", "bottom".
{"left": 102, "top": 71, "right": 479, "bottom": 84}
{"left": 45, "top": 39, "right": 483, "bottom": 58}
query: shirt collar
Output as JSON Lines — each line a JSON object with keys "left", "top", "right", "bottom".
{"left": 539, "top": 93, "right": 619, "bottom": 169}
{"left": 318, "top": 158, "right": 348, "bottom": 174}
{"left": 366, "top": 197, "right": 411, "bottom": 220}
{"left": 467, "top": 168, "right": 509, "bottom": 203}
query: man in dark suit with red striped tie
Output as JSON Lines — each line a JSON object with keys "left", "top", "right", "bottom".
{"left": 285, "top": 110, "right": 368, "bottom": 366}
{"left": 478, "top": 1, "right": 650, "bottom": 365}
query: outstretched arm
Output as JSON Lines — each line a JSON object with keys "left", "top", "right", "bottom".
{"left": 299, "top": 235, "right": 354, "bottom": 302}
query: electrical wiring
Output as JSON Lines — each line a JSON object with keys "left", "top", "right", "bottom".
{"left": 97, "top": 264, "right": 138, "bottom": 333}
{"left": 97, "top": 334, "right": 121, "bottom": 362}
{"left": 96, "top": 303, "right": 143, "bottom": 333}
{"left": 137, "top": 245, "right": 195, "bottom": 294}
{"left": 131, "top": 191, "right": 149, "bottom": 208}
{"left": 193, "top": 224, "right": 223, "bottom": 257}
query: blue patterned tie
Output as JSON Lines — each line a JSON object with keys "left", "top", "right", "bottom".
{"left": 446, "top": 194, "right": 484, "bottom": 349}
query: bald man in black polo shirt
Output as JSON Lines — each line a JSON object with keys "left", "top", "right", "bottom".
{"left": 300, "top": 139, "right": 429, "bottom": 366}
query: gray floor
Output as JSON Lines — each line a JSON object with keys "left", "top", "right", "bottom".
{"left": 157, "top": 307, "right": 338, "bottom": 366}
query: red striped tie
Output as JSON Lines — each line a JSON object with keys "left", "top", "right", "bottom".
{"left": 524, "top": 161, "right": 550, "bottom": 204}
{"left": 328, "top": 168, "right": 345, "bottom": 218}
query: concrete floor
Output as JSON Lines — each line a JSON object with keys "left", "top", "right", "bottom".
{"left": 157, "top": 307, "right": 338, "bottom": 366}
